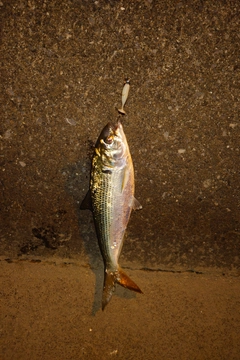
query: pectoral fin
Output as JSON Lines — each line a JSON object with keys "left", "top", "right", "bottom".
{"left": 121, "top": 167, "right": 130, "bottom": 192}
{"left": 80, "top": 190, "right": 92, "bottom": 211}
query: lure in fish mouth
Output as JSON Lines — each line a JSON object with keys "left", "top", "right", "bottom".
{"left": 81, "top": 121, "right": 142, "bottom": 310}
{"left": 118, "top": 79, "right": 130, "bottom": 115}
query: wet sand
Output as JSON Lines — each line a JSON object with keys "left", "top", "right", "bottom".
{"left": 1, "top": 258, "right": 240, "bottom": 360}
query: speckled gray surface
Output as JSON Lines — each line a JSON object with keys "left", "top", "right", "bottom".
{"left": 1, "top": 0, "right": 239, "bottom": 271}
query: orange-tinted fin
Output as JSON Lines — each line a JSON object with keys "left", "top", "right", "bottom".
{"left": 116, "top": 267, "right": 143, "bottom": 294}
{"left": 80, "top": 190, "right": 92, "bottom": 211}
{"left": 102, "top": 267, "right": 142, "bottom": 310}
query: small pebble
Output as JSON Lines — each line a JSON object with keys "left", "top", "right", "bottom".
{"left": 66, "top": 118, "right": 76, "bottom": 126}
{"left": 178, "top": 149, "right": 186, "bottom": 154}
{"left": 203, "top": 179, "right": 211, "bottom": 188}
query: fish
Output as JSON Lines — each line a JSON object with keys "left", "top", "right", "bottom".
{"left": 81, "top": 121, "right": 142, "bottom": 310}
{"left": 118, "top": 79, "right": 130, "bottom": 115}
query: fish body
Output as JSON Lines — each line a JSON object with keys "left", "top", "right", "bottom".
{"left": 81, "top": 121, "right": 142, "bottom": 309}
{"left": 118, "top": 79, "right": 130, "bottom": 115}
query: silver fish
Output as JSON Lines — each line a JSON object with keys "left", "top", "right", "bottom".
{"left": 81, "top": 121, "right": 142, "bottom": 310}
{"left": 118, "top": 79, "right": 130, "bottom": 115}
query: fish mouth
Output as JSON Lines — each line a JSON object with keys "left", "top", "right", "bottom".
{"left": 100, "top": 121, "right": 122, "bottom": 139}
{"left": 95, "top": 121, "right": 124, "bottom": 152}
{"left": 112, "top": 121, "right": 123, "bottom": 135}
{"left": 109, "top": 121, "right": 121, "bottom": 133}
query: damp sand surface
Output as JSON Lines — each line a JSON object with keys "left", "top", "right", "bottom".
{"left": 1, "top": 258, "right": 240, "bottom": 360}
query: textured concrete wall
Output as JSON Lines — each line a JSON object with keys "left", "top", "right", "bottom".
{"left": 1, "top": 0, "right": 239, "bottom": 271}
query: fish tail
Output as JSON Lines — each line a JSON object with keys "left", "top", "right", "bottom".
{"left": 116, "top": 267, "right": 143, "bottom": 294}
{"left": 102, "top": 270, "right": 116, "bottom": 310}
{"left": 102, "top": 267, "right": 142, "bottom": 310}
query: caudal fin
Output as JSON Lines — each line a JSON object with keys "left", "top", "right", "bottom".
{"left": 102, "top": 270, "right": 116, "bottom": 311}
{"left": 116, "top": 268, "right": 143, "bottom": 294}
{"left": 102, "top": 268, "right": 143, "bottom": 310}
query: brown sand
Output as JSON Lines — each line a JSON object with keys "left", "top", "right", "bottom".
{"left": 1, "top": 258, "right": 239, "bottom": 360}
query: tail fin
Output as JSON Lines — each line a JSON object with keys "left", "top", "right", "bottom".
{"left": 102, "top": 267, "right": 143, "bottom": 310}
{"left": 116, "top": 268, "right": 143, "bottom": 294}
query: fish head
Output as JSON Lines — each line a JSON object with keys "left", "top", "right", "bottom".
{"left": 95, "top": 122, "right": 128, "bottom": 169}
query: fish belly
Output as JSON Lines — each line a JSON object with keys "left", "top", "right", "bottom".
{"left": 91, "top": 167, "right": 132, "bottom": 270}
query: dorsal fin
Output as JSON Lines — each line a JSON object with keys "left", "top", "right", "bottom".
{"left": 80, "top": 190, "right": 92, "bottom": 211}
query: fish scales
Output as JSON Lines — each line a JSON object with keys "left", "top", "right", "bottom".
{"left": 91, "top": 161, "right": 132, "bottom": 270}
{"left": 81, "top": 121, "right": 142, "bottom": 310}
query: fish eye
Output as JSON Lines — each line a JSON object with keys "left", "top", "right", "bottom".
{"left": 105, "top": 136, "right": 113, "bottom": 144}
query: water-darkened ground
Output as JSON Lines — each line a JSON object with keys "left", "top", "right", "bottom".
{"left": 1, "top": 0, "right": 239, "bottom": 268}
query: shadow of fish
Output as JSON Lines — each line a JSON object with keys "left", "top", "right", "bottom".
{"left": 81, "top": 121, "right": 142, "bottom": 310}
